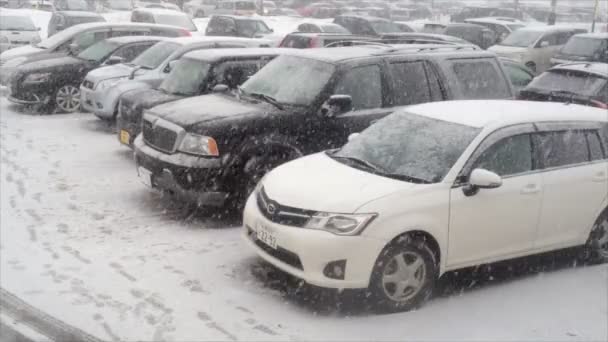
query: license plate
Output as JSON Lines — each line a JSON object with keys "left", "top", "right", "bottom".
{"left": 256, "top": 223, "right": 277, "bottom": 249}
{"left": 137, "top": 167, "right": 152, "bottom": 187}
{"left": 119, "top": 130, "right": 130, "bottom": 145}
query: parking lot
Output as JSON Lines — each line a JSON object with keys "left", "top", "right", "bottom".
{"left": 1, "top": 97, "right": 606, "bottom": 341}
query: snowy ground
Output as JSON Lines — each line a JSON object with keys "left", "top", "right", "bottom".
{"left": 0, "top": 98, "right": 607, "bottom": 341}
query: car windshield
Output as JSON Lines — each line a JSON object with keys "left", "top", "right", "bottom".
{"left": 370, "top": 20, "right": 399, "bottom": 33}
{"left": 36, "top": 24, "right": 86, "bottom": 49}
{"left": 527, "top": 70, "right": 607, "bottom": 96}
{"left": 77, "top": 39, "right": 118, "bottom": 62}
{"left": 236, "top": 20, "right": 272, "bottom": 36}
{"left": 561, "top": 37, "right": 607, "bottom": 57}
{"left": 155, "top": 14, "right": 197, "bottom": 31}
{"left": 0, "top": 16, "right": 37, "bottom": 31}
{"left": 240, "top": 55, "right": 335, "bottom": 106}
{"left": 500, "top": 30, "right": 542, "bottom": 47}
{"left": 159, "top": 58, "right": 211, "bottom": 96}
{"left": 333, "top": 112, "right": 481, "bottom": 183}
{"left": 132, "top": 41, "right": 180, "bottom": 69}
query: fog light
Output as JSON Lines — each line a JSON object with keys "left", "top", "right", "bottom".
{"left": 323, "top": 259, "right": 346, "bottom": 280}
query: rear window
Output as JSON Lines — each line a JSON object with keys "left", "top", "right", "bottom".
{"left": 561, "top": 36, "right": 608, "bottom": 57}
{"left": 451, "top": 59, "right": 511, "bottom": 99}
{"left": 235, "top": 1, "right": 255, "bottom": 10}
{"left": 66, "top": 16, "right": 104, "bottom": 26}
{"left": 280, "top": 35, "right": 311, "bottom": 48}
{"left": 527, "top": 70, "right": 607, "bottom": 97}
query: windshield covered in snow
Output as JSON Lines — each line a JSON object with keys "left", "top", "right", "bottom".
{"left": 36, "top": 24, "right": 87, "bottom": 49}
{"left": 333, "top": 112, "right": 480, "bottom": 183}
{"left": 526, "top": 70, "right": 607, "bottom": 96}
{"left": 159, "top": 58, "right": 211, "bottom": 96}
{"left": 0, "top": 16, "right": 37, "bottom": 31}
{"left": 561, "top": 37, "right": 607, "bottom": 57}
{"left": 155, "top": 14, "right": 197, "bottom": 31}
{"left": 77, "top": 39, "right": 119, "bottom": 62}
{"left": 132, "top": 41, "right": 180, "bottom": 69}
{"left": 240, "top": 55, "right": 335, "bottom": 106}
{"left": 500, "top": 30, "right": 542, "bottom": 47}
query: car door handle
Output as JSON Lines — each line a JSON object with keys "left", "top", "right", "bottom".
{"left": 593, "top": 172, "right": 607, "bottom": 182}
{"left": 521, "top": 183, "right": 540, "bottom": 194}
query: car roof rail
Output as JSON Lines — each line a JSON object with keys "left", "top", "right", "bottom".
{"left": 379, "top": 44, "right": 480, "bottom": 55}
{"left": 324, "top": 40, "right": 391, "bottom": 48}
{"left": 380, "top": 38, "right": 458, "bottom": 45}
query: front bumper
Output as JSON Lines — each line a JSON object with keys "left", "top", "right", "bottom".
{"left": 133, "top": 136, "right": 228, "bottom": 207}
{"left": 80, "top": 85, "right": 118, "bottom": 118}
{"left": 116, "top": 113, "right": 139, "bottom": 148}
{"left": 242, "top": 194, "right": 386, "bottom": 289}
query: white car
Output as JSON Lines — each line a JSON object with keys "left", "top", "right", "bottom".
{"left": 0, "top": 13, "right": 41, "bottom": 54}
{"left": 488, "top": 26, "right": 586, "bottom": 73}
{"left": 244, "top": 100, "right": 608, "bottom": 312}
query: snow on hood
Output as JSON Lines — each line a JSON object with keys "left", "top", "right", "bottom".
{"left": 85, "top": 63, "right": 138, "bottom": 83}
{"left": 262, "top": 152, "right": 415, "bottom": 213}
{"left": 18, "top": 55, "right": 82, "bottom": 73}
{"left": 0, "top": 45, "right": 44, "bottom": 62}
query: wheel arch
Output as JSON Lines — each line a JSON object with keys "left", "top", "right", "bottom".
{"left": 386, "top": 230, "right": 442, "bottom": 270}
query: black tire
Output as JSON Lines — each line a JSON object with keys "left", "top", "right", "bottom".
{"left": 368, "top": 235, "right": 437, "bottom": 313}
{"left": 580, "top": 210, "right": 608, "bottom": 264}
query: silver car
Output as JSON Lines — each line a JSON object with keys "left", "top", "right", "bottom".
{"left": 81, "top": 36, "right": 271, "bottom": 120}
{"left": 0, "top": 13, "right": 41, "bottom": 54}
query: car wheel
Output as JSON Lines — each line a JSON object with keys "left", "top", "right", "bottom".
{"left": 368, "top": 235, "right": 437, "bottom": 313}
{"left": 525, "top": 62, "right": 536, "bottom": 73}
{"left": 234, "top": 153, "right": 284, "bottom": 211}
{"left": 55, "top": 84, "right": 81, "bottom": 113}
{"left": 581, "top": 211, "right": 608, "bottom": 264}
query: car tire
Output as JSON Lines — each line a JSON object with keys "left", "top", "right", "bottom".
{"left": 368, "top": 235, "right": 437, "bottom": 313}
{"left": 525, "top": 62, "right": 536, "bottom": 73}
{"left": 580, "top": 210, "right": 608, "bottom": 264}
{"left": 54, "top": 84, "right": 81, "bottom": 113}
{"left": 231, "top": 153, "right": 285, "bottom": 213}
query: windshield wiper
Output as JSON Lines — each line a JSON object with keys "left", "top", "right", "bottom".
{"left": 247, "top": 92, "right": 284, "bottom": 110}
{"left": 330, "top": 154, "right": 386, "bottom": 173}
{"left": 378, "top": 173, "right": 431, "bottom": 184}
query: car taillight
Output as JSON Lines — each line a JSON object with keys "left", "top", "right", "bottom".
{"left": 309, "top": 36, "right": 320, "bottom": 48}
{"left": 590, "top": 99, "right": 608, "bottom": 109}
{"left": 180, "top": 29, "right": 191, "bottom": 36}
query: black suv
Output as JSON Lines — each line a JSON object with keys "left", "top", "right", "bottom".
{"left": 117, "top": 48, "right": 282, "bottom": 147}
{"left": 134, "top": 45, "right": 515, "bottom": 209}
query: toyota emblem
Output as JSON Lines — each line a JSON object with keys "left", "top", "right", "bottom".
{"left": 267, "top": 203, "right": 277, "bottom": 215}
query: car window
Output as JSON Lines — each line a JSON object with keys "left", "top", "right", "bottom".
{"left": 538, "top": 130, "right": 589, "bottom": 168}
{"left": 503, "top": 62, "right": 534, "bottom": 88}
{"left": 111, "top": 29, "right": 150, "bottom": 37}
{"left": 540, "top": 32, "right": 559, "bottom": 46}
{"left": 280, "top": 35, "right": 310, "bottom": 48}
{"left": 389, "top": 61, "right": 431, "bottom": 106}
{"left": 335, "top": 65, "right": 383, "bottom": 110}
{"left": 71, "top": 30, "right": 110, "bottom": 50}
{"left": 214, "top": 60, "right": 265, "bottom": 89}
{"left": 451, "top": 60, "right": 511, "bottom": 99}
{"left": 556, "top": 31, "right": 574, "bottom": 45}
{"left": 208, "top": 17, "right": 235, "bottom": 34}
{"left": 110, "top": 42, "right": 153, "bottom": 62}
{"left": 474, "top": 134, "right": 533, "bottom": 176}
{"left": 586, "top": 131, "right": 605, "bottom": 161}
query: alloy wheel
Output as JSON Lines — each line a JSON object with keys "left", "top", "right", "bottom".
{"left": 55, "top": 85, "right": 81, "bottom": 113}
{"left": 381, "top": 251, "right": 427, "bottom": 302}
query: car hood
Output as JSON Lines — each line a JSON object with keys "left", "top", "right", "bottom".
{"left": 551, "top": 53, "right": 592, "bottom": 62}
{"left": 262, "top": 152, "right": 417, "bottom": 213}
{"left": 147, "top": 94, "right": 267, "bottom": 129}
{"left": 488, "top": 45, "right": 527, "bottom": 55}
{"left": 123, "top": 88, "right": 183, "bottom": 109}
{"left": 85, "top": 63, "right": 141, "bottom": 83}
{"left": 17, "top": 55, "right": 87, "bottom": 74}
{"left": 0, "top": 44, "right": 43, "bottom": 62}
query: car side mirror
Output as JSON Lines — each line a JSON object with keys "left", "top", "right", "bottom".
{"left": 321, "top": 94, "right": 353, "bottom": 117}
{"left": 129, "top": 65, "right": 141, "bottom": 80}
{"left": 212, "top": 84, "right": 229, "bottom": 93}
{"left": 347, "top": 132, "right": 360, "bottom": 142}
{"left": 463, "top": 168, "right": 502, "bottom": 196}
{"left": 68, "top": 43, "right": 79, "bottom": 55}
{"left": 539, "top": 41, "right": 549, "bottom": 48}
{"left": 105, "top": 56, "right": 124, "bottom": 65}
{"left": 165, "top": 60, "right": 178, "bottom": 73}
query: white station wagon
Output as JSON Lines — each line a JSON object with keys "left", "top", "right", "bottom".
{"left": 243, "top": 100, "right": 608, "bottom": 312}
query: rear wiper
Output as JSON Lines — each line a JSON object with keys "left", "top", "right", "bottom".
{"left": 248, "top": 92, "right": 284, "bottom": 110}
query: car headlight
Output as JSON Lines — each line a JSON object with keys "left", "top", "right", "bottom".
{"left": 305, "top": 212, "right": 377, "bottom": 235}
{"left": 96, "top": 78, "right": 125, "bottom": 90}
{"left": 178, "top": 133, "right": 219, "bottom": 156}
{"left": 23, "top": 72, "right": 51, "bottom": 84}
{"left": 3, "top": 56, "right": 27, "bottom": 68}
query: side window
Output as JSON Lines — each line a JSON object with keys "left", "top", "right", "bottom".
{"left": 599, "top": 84, "right": 608, "bottom": 103}
{"left": 72, "top": 30, "right": 109, "bottom": 50}
{"left": 111, "top": 43, "right": 153, "bottom": 62}
{"left": 538, "top": 130, "right": 589, "bottom": 168}
{"left": 111, "top": 29, "right": 150, "bottom": 37}
{"left": 586, "top": 131, "right": 605, "bottom": 161}
{"left": 214, "top": 60, "right": 261, "bottom": 89}
{"left": 540, "top": 32, "right": 559, "bottom": 46}
{"left": 474, "top": 134, "right": 533, "bottom": 177}
{"left": 212, "top": 17, "right": 235, "bottom": 34}
{"left": 451, "top": 60, "right": 511, "bottom": 99}
{"left": 334, "top": 65, "right": 383, "bottom": 110}
{"left": 389, "top": 61, "right": 431, "bottom": 106}
{"left": 426, "top": 63, "right": 444, "bottom": 101}
{"left": 503, "top": 63, "right": 534, "bottom": 88}
{"left": 151, "top": 29, "right": 180, "bottom": 37}
{"left": 556, "top": 32, "right": 574, "bottom": 45}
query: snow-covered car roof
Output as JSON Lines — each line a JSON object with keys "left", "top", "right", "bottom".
{"left": 133, "top": 8, "right": 188, "bottom": 16}
{"left": 166, "top": 36, "right": 272, "bottom": 46}
{"left": 182, "top": 47, "right": 285, "bottom": 61}
{"left": 405, "top": 100, "right": 608, "bottom": 129}
{"left": 515, "top": 25, "right": 587, "bottom": 33}
{"left": 104, "top": 35, "right": 170, "bottom": 45}
{"left": 549, "top": 62, "right": 608, "bottom": 78}
{"left": 465, "top": 17, "right": 525, "bottom": 26}
{"left": 573, "top": 32, "right": 608, "bottom": 39}
{"left": 54, "top": 10, "right": 103, "bottom": 18}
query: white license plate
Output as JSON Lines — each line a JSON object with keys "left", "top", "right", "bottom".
{"left": 256, "top": 223, "right": 277, "bottom": 249}
{"left": 138, "top": 167, "right": 152, "bottom": 187}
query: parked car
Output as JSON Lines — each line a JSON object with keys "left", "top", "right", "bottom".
{"left": 133, "top": 45, "right": 515, "bottom": 210}
{"left": 451, "top": 5, "right": 525, "bottom": 22}
{"left": 519, "top": 62, "right": 608, "bottom": 108}
{"left": 208, "top": 0, "right": 257, "bottom": 16}
{"left": 488, "top": 26, "right": 587, "bottom": 73}
{"left": 48, "top": 11, "right": 106, "bottom": 36}
{"left": 81, "top": 36, "right": 271, "bottom": 120}
{"left": 131, "top": 8, "right": 198, "bottom": 33}
{"left": 54, "top": 0, "right": 93, "bottom": 11}
{"left": 442, "top": 23, "right": 497, "bottom": 49}
{"left": 379, "top": 32, "right": 472, "bottom": 46}
{"left": 243, "top": 100, "right": 608, "bottom": 312}
{"left": 0, "top": 13, "right": 41, "bottom": 54}
{"left": 184, "top": 0, "right": 217, "bottom": 18}
{"left": 0, "top": 22, "right": 190, "bottom": 76}
{"left": 101, "top": 0, "right": 134, "bottom": 11}
{"left": 143, "top": 2, "right": 181, "bottom": 11}
{"left": 333, "top": 15, "right": 401, "bottom": 37}
{"left": 464, "top": 17, "right": 526, "bottom": 43}
{"left": 6, "top": 35, "right": 165, "bottom": 113}
{"left": 279, "top": 33, "right": 377, "bottom": 48}
{"left": 266, "top": 7, "right": 300, "bottom": 17}
{"left": 296, "top": 22, "right": 350, "bottom": 34}
{"left": 499, "top": 57, "right": 535, "bottom": 94}
{"left": 117, "top": 48, "right": 282, "bottom": 146}
{"left": 205, "top": 15, "right": 273, "bottom": 39}
{"left": 551, "top": 33, "right": 608, "bottom": 66}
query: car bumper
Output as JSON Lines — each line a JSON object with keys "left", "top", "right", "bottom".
{"left": 133, "top": 136, "right": 228, "bottom": 207}
{"left": 80, "top": 85, "right": 117, "bottom": 118}
{"left": 242, "top": 194, "right": 385, "bottom": 289}
{"left": 116, "top": 113, "right": 139, "bottom": 148}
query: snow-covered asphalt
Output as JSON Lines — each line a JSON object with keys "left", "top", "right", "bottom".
{"left": 0, "top": 97, "right": 607, "bottom": 341}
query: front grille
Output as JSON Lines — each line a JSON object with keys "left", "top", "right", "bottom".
{"left": 257, "top": 188, "right": 315, "bottom": 227}
{"left": 248, "top": 227, "right": 303, "bottom": 270}
{"left": 82, "top": 80, "right": 94, "bottom": 89}
{"left": 142, "top": 117, "right": 179, "bottom": 153}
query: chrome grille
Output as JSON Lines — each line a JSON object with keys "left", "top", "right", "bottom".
{"left": 257, "top": 188, "right": 315, "bottom": 227}
{"left": 142, "top": 115, "right": 182, "bottom": 153}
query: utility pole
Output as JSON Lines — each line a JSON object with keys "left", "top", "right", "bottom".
{"left": 591, "top": 0, "right": 600, "bottom": 32}
{"left": 548, "top": 0, "right": 557, "bottom": 25}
